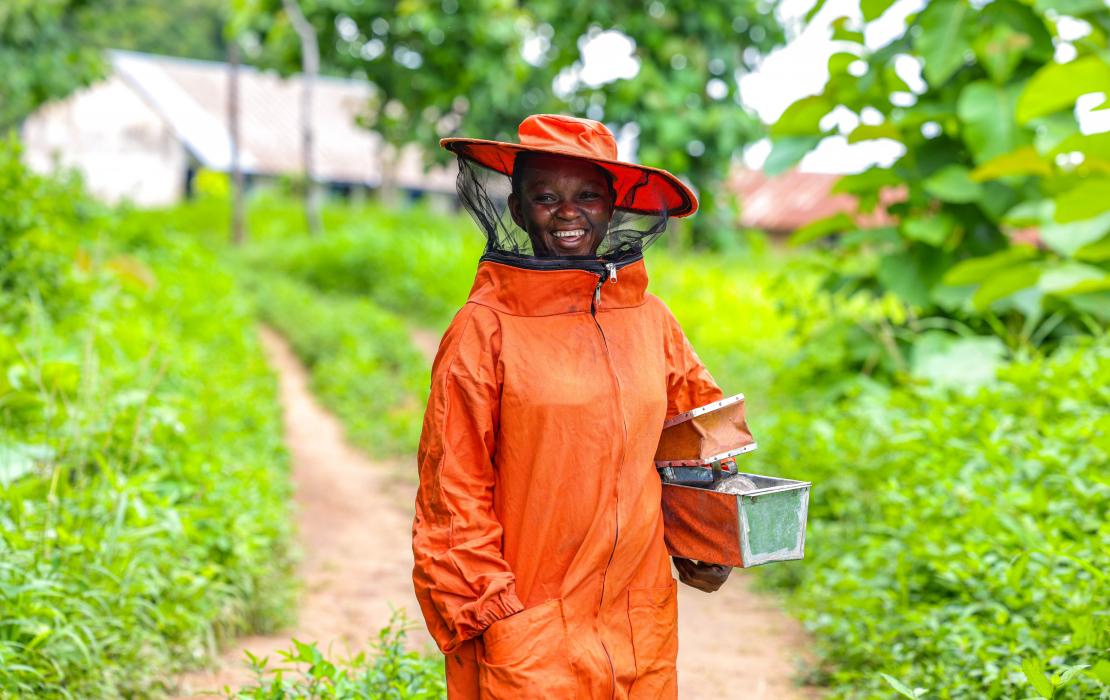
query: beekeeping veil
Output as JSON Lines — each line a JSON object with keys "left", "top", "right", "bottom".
{"left": 441, "top": 114, "right": 698, "bottom": 267}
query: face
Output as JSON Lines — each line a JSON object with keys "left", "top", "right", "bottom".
{"left": 508, "top": 154, "right": 614, "bottom": 257}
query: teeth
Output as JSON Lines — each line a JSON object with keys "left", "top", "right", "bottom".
{"left": 553, "top": 229, "right": 585, "bottom": 238}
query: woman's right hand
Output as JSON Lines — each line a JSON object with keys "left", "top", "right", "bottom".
{"left": 673, "top": 557, "right": 731, "bottom": 593}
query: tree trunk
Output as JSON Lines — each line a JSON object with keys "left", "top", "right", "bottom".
{"left": 228, "top": 40, "right": 247, "bottom": 246}
{"left": 282, "top": 0, "right": 323, "bottom": 236}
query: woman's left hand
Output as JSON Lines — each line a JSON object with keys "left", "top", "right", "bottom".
{"left": 673, "top": 557, "right": 731, "bottom": 593}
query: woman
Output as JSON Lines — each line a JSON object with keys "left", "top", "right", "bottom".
{"left": 413, "top": 114, "right": 731, "bottom": 699}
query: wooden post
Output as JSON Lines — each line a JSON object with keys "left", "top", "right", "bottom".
{"left": 228, "top": 39, "right": 247, "bottom": 246}
{"left": 282, "top": 0, "right": 323, "bottom": 236}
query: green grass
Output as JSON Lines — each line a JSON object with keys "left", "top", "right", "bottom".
{"left": 1, "top": 145, "right": 294, "bottom": 697}
{"left": 240, "top": 269, "right": 429, "bottom": 456}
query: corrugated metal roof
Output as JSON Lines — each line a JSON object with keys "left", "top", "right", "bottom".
{"left": 730, "top": 168, "right": 901, "bottom": 233}
{"left": 109, "top": 50, "right": 455, "bottom": 191}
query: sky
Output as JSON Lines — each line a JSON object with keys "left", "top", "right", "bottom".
{"left": 577, "top": 0, "right": 1109, "bottom": 174}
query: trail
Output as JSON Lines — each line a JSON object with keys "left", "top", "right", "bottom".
{"left": 172, "top": 327, "right": 430, "bottom": 698}
{"left": 175, "top": 326, "right": 820, "bottom": 699}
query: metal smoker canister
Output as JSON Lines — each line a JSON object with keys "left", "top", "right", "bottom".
{"left": 654, "top": 393, "right": 811, "bottom": 568}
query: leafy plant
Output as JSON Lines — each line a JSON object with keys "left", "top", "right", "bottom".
{"left": 774, "top": 0, "right": 1110, "bottom": 346}
{"left": 0, "top": 141, "right": 294, "bottom": 697}
{"left": 225, "top": 611, "right": 446, "bottom": 699}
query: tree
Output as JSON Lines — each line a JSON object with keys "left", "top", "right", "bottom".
{"left": 0, "top": 0, "right": 105, "bottom": 130}
{"left": 237, "top": 0, "right": 785, "bottom": 244}
{"left": 773, "top": 0, "right": 1110, "bottom": 345}
{"left": 74, "top": 0, "right": 228, "bottom": 61}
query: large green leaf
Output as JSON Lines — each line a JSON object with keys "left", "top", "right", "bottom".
{"left": 910, "top": 332, "right": 1007, "bottom": 390}
{"left": 848, "top": 122, "right": 902, "bottom": 143}
{"left": 878, "top": 246, "right": 951, "bottom": 305}
{"left": 1053, "top": 178, "right": 1110, "bottom": 223}
{"left": 1065, "top": 290, "right": 1110, "bottom": 320}
{"left": 1021, "top": 658, "right": 1055, "bottom": 699}
{"left": 973, "top": 261, "right": 1045, "bottom": 308}
{"left": 763, "top": 136, "right": 822, "bottom": 176}
{"left": 973, "top": 23, "right": 1030, "bottom": 85}
{"left": 1016, "top": 55, "right": 1110, "bottom": 124}
{"left": 903, "top": 213, "right": 957, "bottom": 246}
{"left": 862, "top": 0, "right": 898, "bottom": 22}
{"left": 958, "top": 81, "right": 1027, "bottom": 164}
{"left": 1002, "top": 200, "right": 1053, "bottom": 227}
{"left": 1037, "top": 261, "right": 1107, "bottom": 293}
{"left": 924, "top": 164, "right": 984, "bottom": 202}
{"left": 789, "top": 212, "right": 856, "bottom": 246}
{"left": 970, "top": 146, "right": 1051, "bottom": 181}
{"left": 915, "top": 0, "right": 974, "bottom": 85}
{"left": 1041, "top": 210, "right": 1110, "bottom": 256}
{"left": 832, "top": 167, "right": 902, "bottom": 195}
{"left": 771, "top": 95, "right": 834, "bottom": 137}
{"left": 1076, "top": 235, "right": 1110, "bottom": 262}
{"left": 1033, "top": 0, "right": 1109, "bottom": 16}
{"left": 943, "top": 246, "right": 1039, "bottom": 285}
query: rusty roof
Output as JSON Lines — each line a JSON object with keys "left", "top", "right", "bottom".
{"left": 729, "top": 168, "right": 901, "bottom": 233}
{"left": 109, "top": 50, "right": 455, "bottom": 191}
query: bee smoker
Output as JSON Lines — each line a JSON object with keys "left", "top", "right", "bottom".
{"left": 654, "top": 393, "right": 811, "bottom": 568}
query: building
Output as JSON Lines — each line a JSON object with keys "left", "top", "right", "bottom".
{"left": 20, "top": 50, "right": 456, "bottom": 207}
{"left": 729, "top": 168, "right": 901, "bottom": 236}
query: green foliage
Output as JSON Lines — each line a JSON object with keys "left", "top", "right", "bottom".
{"left": 0, "top": 142, "right": 294, "bottom": 697}
{"left": 237, "top": 201, "right": 481, "bottom": 328}
{"left": 241, "top": 270, "right": 429, "bottom": 456}
{"left": 753, "top": 339, "right": 1109, "bottom": 698}
{"left": 773, "top": 0, "right": 1110, "bottom": 343}
{"left": 225, "top": 611, "right": 446, "bottom": 699}
{"left": 74, "top": 0, "right": 228, "bottom": 61}
{"left": 0, "top": 1, "right": 105, "bottom": 129}
{"left": 235, "top": 0, "right": 786, "bottom": 244}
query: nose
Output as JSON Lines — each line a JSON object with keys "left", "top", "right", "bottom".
{"left": 554, "top": 200, "right": 581, "bottom": 220}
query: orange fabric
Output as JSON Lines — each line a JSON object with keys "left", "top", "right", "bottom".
{"left": 412, "top": 258, "right": 723, "bottom": 699}
{"left": 441, "top": 114, "right": 699, "bottom": 218}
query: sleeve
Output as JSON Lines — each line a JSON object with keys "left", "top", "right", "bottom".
{"left": 663, "top": 305, "right": 725, "bottom": 418}
{"left": 411, "top": 305, "right": 524, "bottom": 654}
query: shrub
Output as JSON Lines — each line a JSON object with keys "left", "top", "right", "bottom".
{"left": 225, "top": 612, "right": 446, "bottom": 700}
{"left": 0, "top": 142, "right": 294, "bottom": 698}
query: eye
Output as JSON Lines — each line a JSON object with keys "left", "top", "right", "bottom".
{"left": 533, "top": 193, "right": 556, "bottom": 203}
{"left": 579, "top": 191, "right": 600, "bottom": 200}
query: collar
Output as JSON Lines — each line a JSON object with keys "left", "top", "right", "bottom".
{"left": 465, "top": 258, "right": 649, "bottom": 317}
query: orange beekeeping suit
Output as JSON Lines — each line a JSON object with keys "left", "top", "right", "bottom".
{"left": 412, "top": 258, "right": 722, "bottom": 699}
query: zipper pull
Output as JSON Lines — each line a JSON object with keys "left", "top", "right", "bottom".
{"left": 594, "top": 276, "right": 603, "bottom": 309}
{"left": 606, "top": 262, "right": 618, "bottom": 284}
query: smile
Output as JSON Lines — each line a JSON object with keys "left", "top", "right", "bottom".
{"left": 552, "top": 229, "right": 586, "bottom": 239}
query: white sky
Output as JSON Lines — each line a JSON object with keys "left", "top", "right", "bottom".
{"left": 576, "top": 0, "right": 1109, "bottom": 174}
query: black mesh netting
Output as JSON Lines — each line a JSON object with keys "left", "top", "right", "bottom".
{"left": 453, "top": 153, "right": 675, "bottom": 264}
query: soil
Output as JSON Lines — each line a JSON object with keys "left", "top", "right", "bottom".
{"left": 173, "top": 326, "right": 822, "bottom": 699}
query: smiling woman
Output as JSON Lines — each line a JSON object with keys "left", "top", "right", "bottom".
{"left": 413, "top": 114, "right": 726, "bottom": 700}
{"left": 508, "top": 153, "right": 615, "bottom": 257}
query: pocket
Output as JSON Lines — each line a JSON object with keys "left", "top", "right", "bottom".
{"left": 627, "top": 580, "right": 679, "bottom": 698}
{"left": 479, "top": 599, "right": 577, "bottom": 700}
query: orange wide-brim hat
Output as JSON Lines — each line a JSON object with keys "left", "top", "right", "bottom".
{"left": 440, "top": 114, "right": 698, "bottom": 218}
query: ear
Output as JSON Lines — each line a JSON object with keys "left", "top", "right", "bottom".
{"left": 508, "top": 192, "right": 526, "bottom": 229}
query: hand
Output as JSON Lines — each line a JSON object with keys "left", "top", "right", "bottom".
{"left": 673, "top": 557, "right": 731, "bottom": 593}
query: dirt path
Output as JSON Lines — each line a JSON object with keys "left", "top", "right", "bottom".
{"left": 175, "top": 326, "right": 819, "bottom": 699}
{"left": 173, "top": 327, "right": 430, "bottom": 698}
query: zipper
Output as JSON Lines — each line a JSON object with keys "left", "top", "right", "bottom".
{"left": 591, "top": 267, "right": 625, "bottom": 700}
{"left": 592, "top": 263, "right": 620, "bottom": 311}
